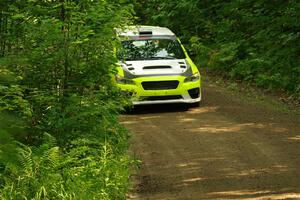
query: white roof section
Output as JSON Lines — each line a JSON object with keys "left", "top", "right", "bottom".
{"left": 117, "top": 25, "right": 175, "bottom": 37}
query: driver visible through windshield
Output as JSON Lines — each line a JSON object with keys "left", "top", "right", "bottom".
{"left": 118, "top": 39, "right": 186, "bottom": 61}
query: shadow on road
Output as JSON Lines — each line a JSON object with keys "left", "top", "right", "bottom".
{"left": 126, "top": 103, "right": 190, "bottom": 115}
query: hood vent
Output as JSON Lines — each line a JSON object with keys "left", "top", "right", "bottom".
{"left": 143, "top": 65, "right": 172, "bottom": 70}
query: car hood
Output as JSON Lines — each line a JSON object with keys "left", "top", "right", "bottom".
{"left": 120, "top": 59, "right": 192, "bottom": 79}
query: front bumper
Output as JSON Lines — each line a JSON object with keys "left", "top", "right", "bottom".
{"left": 117, "top": 75, "right": 201, "bottom": 105}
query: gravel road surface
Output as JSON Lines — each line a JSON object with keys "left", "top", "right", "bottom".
{"left": 121, "top": 81, "right": 300, "bottom": 200}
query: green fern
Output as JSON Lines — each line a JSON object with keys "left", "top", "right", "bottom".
{"left": 0, "top": 133, "right": 64, "bottom": 200}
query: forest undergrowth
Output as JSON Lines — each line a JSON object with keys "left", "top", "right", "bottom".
{"left": 0, "top": 0, "right": 135, "bottom": 199}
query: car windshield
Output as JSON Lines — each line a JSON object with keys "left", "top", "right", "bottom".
{"left": 117, "top": 39, "right": 186, "bottom": 61}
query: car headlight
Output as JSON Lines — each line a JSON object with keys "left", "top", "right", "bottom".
{"left": 115, "top": 74, "right": 135, "bottom": 85}
{"left": 184, "top": 73, "right": 200, "bottom": 83}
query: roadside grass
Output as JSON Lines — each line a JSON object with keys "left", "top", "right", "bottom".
{"left": 202, "top": 68, "right": 300, "bottom": 115}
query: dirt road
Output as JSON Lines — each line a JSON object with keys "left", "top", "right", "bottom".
{"left": 121, "top": 81, "right": 300, "bottom": 200}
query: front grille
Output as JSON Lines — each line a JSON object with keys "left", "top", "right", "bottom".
{"left": 141, "top": 95, "right": 182, "bottom": 101}
{"left": 141, "top": 81, "right": 179, "bottom": 90}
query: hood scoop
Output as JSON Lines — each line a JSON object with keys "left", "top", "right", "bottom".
{"left": 122, "top": 59, "right": 190, "bottom": 77}
{"left": 143, "top": 65, "right": 172, "bottom": 70}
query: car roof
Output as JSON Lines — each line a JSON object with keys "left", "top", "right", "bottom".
{"left": 117, "top": 25, "right": 175, "bottom": 37}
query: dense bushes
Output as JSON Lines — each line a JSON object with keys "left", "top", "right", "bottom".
{"left": 135, "top": 0, "right": 300, "bottom": 99}
{"left": 0, "top": 0, "right": 134, "bottom": 199}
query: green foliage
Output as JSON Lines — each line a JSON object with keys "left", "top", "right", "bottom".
{"left": 0, "top": 127, "right": 131, "bottom": 199}
{"left": 62, "top": 139, "right": 131, "bottom": 199}
{"left": 1, "top": 0, "right": 134, "bottom": 199}
{"left": 0, "top": 133, "right": 63, "bottom": 199}
{"left": 136, "top": 0, "right": 300, "bottom": 99}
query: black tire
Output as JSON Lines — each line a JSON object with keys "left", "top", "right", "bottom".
{"left": 190, "top": 102, "right": 200, "bottom": 108}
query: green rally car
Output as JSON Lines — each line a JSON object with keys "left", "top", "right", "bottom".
{"left": 115, "top": 26, "right": 201, "bottom": 105}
